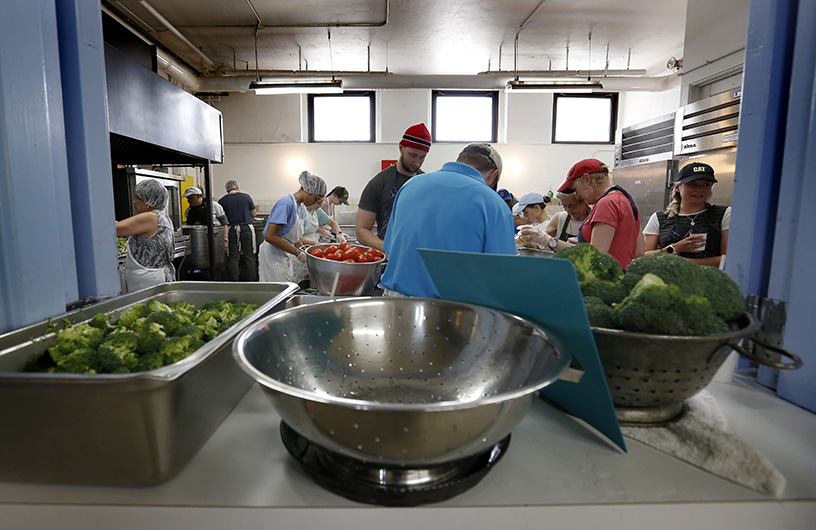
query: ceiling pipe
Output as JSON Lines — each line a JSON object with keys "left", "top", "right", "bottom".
{"left": 513, "top": 0, "right": 551, "bottom": 81}
{"left": 138, "top": 0, "right": 216, "bottom": 69}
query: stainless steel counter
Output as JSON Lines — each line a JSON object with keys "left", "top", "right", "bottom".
{"left": 1, "top": 372, "right": 814, "bottom": 529}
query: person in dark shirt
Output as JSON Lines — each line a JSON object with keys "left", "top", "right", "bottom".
{"left": 218, "top": 180, "right": 258, "bottom": 281}
{"left": 182, "top": 186, "right": 228, "bottom": 226}
{"left": 355, "top": 123, "right": 432, "bottom": 250}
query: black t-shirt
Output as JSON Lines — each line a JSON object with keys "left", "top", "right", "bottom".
{"left": 358, "top": 165, "right": 421, "bottom": 240}
{"left": 186, "top": 200, "right": 211, "bottom": 226}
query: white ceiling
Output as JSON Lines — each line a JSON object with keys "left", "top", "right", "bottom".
{"left": 105, "top": 0, "right": 687, "bottom": 91}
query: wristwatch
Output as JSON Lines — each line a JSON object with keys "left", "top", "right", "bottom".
{"left": 665, "top": 244, "right": 676, "bottom": 254}
{"left": 547, "top": 237, "right": 558, "bottom": 250}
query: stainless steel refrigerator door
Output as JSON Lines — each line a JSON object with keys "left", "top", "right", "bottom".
{"left": 610, "top": 161, "right": 674, "bottom": 228}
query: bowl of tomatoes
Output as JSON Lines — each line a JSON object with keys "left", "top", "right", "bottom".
{"left": 305, "top": 243, "right": 388, "bottom": 296}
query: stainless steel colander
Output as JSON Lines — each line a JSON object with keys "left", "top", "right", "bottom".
{"left": 592, "top": 313, "right": 802, "bottom": 425}
{"left": 232, "top": 297, "right": 570, "bottom": 465}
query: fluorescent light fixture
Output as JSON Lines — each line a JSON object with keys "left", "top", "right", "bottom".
{"left": 249, "top": 79, "right": 343, "bottom": 95}
{"left": 506, "top": 80, "right": 604, "bottom": 93}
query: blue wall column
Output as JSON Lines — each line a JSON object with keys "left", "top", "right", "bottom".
{"left": 56, "top": 0, "right": 119, "bottom": 300}
{"left": 0, "top": 0, "right": 77, "bottom": 332}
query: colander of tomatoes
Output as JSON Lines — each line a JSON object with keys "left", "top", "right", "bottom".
{"left": 305, "top": 243, "right": 388, "bottom": 296}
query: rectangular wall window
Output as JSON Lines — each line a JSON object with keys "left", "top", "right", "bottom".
{"left": 552, "top": 93, "right": 618, "bottom": 144}
{"left": 431, "top": 90, "right": 498, "bottom": 143}
{"left": 308, "top": 91, "right": 375, "bottom": 142}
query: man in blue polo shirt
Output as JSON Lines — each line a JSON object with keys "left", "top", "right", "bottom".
{"left": 380, "top": 144, "right": 515, "bottom": 298}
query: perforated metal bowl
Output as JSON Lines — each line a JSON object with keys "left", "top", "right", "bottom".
{"left": 592, "top": 313, "right": 801, "bottom": 425}
{"left": 305, "top": 243, "right": 387, "bottom": 296}
{"left": 233, "top": 297, "right": 570, "bottom": 465}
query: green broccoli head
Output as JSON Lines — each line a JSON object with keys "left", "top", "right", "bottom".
{"left": 97, "top": 331, "right": 140, "bottom": 372}
{"left": 621, "top": 253, "right": 707, "bottom": 296}
{"left": 135, "top": 321, "right": 167, "bottom": 354}
{"left": 584, "top": 296, "right": 615, "bottom": 328}
{"left": 117, "top": 304, "right": 147, "bottom": 328}
{"left": 136, "top": 351, "right": 168, "bottom": 372}
{"left": 146, "top": 299, "right": 174, "bottom": 314}
{"left": 555, "top": 243, "right": 623, "bottom": 285}
{"left": 144, "top": 310, "right": 183, "bottom": 336}
{"left": 168, "top": 301, "right": 197, "bottom": 318}
{"left": 581, "top": 279, "right": 627, "bottom": 306}
{"left": 698, "top": 265, "right": 745, "bottom": 321}
{"left": 176, "top": 325, "right": 206, "bottom": 351}
{"left": 610, "top": 274, "right": 729, "bottom": 336}
{"left": 47, "top": 323, "right": 106, "bottom": 363}
{"left": 53, "top": 347, "right": 100, "bottom": 374}
{"left": 88, "top": 313, "right": 112, "bottom": 331}
{"left": 159, "top": 336, "right": 196, "bottom": 365}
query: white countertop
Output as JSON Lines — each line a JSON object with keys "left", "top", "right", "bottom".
{"left": 2, "top": 374, "right": 815, "bottom": 529}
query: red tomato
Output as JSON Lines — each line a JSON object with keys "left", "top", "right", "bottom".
{"left": 343, "top": 259, "right": 356, "bottom": 263}
{"left": 311, "top": 249, "right": 325, "bottom": 258}
{"left": 324, "top": 251, "right": 340, "bottom": 261}
{"left": 325, "top": 245, "right": 338, "bottom": 254}
{"left": 368, "top": 248, "right": 384, "bottom": 259}
{"left": 341, "top": 247, "right": 362, "bottom": 261}
{"left": 355, "top": 253, "right": 371, "bottom": 263}
{"left": 338, "top": 242, "right": 350, "bottom": 250}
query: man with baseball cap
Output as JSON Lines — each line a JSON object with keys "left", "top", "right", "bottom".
{"left": 380, "top": 143, "right": 515, "bottom": 298}
{"left": 182, "top": 186, "right": 228, "bottom": 226}
{"left": 356, "top": 123, "right": 433, "bottom": 249}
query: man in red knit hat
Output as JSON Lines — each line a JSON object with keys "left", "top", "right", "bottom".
{"left": 356, "top": 123, "right": 432, "bottom": 249}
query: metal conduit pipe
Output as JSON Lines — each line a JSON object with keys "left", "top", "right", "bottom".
{"left": 138, "top": 0, "right": 216, "bottom": 68}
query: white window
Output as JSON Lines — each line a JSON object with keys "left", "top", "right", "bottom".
{"left": 308, "top": 91, "right": 375, "bottom": 142}
{"left": 552, "top": 93, "right": 618, "bottom": 144}
{"left": 432, "top": 91, "right": 498, "bottom": 143}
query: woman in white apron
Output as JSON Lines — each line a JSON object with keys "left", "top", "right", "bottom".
{"left": 258, "top": 170, "right": 327, "bottom": 283}
{"left": 116, "top": 179, "right": 175, "bottom": 293}
{"left": 301, "top": 199, "right": 346, "bottom": 245}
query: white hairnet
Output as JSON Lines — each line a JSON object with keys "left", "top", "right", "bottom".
{"left": 298, "top": 171, "right": 327, "bottom": 196}
{"left": 135, "top": 179, "right": 168, "bottom": 210}
{"left": 225, "top": 180, "right": 239, "bottom": 192}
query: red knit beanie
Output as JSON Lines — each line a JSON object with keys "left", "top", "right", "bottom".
{"left": 399, "top": 123, "right": 432, "bottom": 152}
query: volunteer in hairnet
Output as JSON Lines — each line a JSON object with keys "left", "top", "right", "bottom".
{"left": 258, "top": 171, "right": 327, "bottom": 283}
{"left": 115, "top": 179, "right": 176, "bottom": 292}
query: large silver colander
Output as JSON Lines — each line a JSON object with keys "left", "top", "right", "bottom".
{"left": 233, "top": 297, "right": 571, "bottom": 466}
{"left": 305, "top": 243, "right": 387, "bottom": 296}
{"left": 592, "top": 313, "right": 802, "bottom": 425}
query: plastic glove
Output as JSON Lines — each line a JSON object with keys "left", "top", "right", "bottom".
{"left": 296, "top": 251, "right": 307, "bottom": 263}
{"left": 518, "top": 225, "right": 552, "bottom": 249}
{"left": 336, "top": 232, "right": 347, "bottom": 244}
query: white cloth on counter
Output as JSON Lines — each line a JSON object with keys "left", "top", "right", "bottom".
{"left": 621, "top": 390, "right": 786, "bottom": 497}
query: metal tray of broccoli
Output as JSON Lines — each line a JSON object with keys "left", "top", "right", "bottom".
{"left": 0, "top": 281, "right": 299, "bottom": 487}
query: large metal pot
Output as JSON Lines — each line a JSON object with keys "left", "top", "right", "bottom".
{"left": 182, "top": 225, "right": 225, "bottom": 270}
{"left": 232, "top": 297, "right": 571, "bottom": 466}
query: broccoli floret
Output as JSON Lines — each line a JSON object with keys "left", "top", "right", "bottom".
{"left": 610, "top": 274, "right": 729, "bottom": 336}
{"left": 144, "top": 310, "right": 183, "bottom": 336}
{"left": 584, "top": 296, "right": 615, "bottom": 328}
{"left": 621, "top": 253, "right": 707, "bottom": 296}
{"left": 47, "top": 323, "right": 106, "bottom": 363}
{"left": 88, "top": 313, "right": 112, "bottom": 331}
{"left": 136, "top": 350, "right": 168, "bottom": 372}
{"left": 135, "top": 321, "right": 167, "bottom": 354}
{"left": 159, "top": 336, "right": 196, "bottom": 365}
{"left": 555, "top": 243, "right": 623, "bottom": 285}
{"left": 97, "top": 331, "right": 140, "bottom": 372}
{"left": 52, "top": 347, "right": 100, "bottom": 374}
{"left": 168, "top": 301, "right": 196, "bottom": 318}
{"left": 194, "top": 310, "right": 222, "bottom": 340}
{"left": 176, "top": 325, "right": 206, "bottom": 351}
{"left": 117, "top": 304, "right": 146, "bottom": 329}
{"left": 698, "top": 265, "right": 746, "bottom": 321}
{"left": 146, "top": 299, "right": 173, "bottom": 315}
{"left": 581, "top": 279, "right": 627, "bottom": 306}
